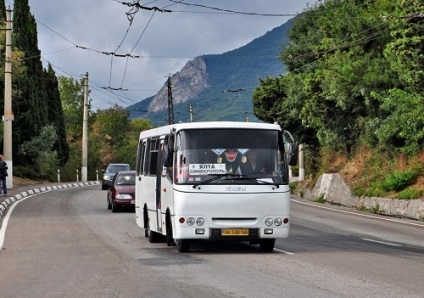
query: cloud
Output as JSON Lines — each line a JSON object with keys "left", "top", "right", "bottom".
{"left": 14, "top": 0, "right": 314, "bottom": 110}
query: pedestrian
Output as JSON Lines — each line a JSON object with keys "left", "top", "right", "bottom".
{"left": 0, "top": 155, "right": 8, "bottom": 196}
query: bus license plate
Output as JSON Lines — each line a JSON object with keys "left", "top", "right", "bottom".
{"left": 221, "top": 229, "right": 249, "bottom": 236}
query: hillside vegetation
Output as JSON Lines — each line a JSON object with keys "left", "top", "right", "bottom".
{"left": 253, "top": 0, "right": 424, "bottom": 199}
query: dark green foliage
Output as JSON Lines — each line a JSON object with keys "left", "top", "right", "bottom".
{"left": 44, "top": 64, "right": 70, "bottom": 165}
{"left": 396, "top": 189, "right": 422, "bottom": 200}
{"left": 12, "top": 0, "right": 49, "bottom": 165}
{"left": 382, "top": 170, "right": 416, "bottom": 192}
{"left": 254, "top": 0, "right": 423, "bottom": 162}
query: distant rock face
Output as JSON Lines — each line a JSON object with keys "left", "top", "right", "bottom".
{"left": 148, "top": 56, "right": 208, "bottom": 112}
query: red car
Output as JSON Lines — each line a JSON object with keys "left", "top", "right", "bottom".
{"left": 107, "top": 170, "right": 136, "bottom": 213}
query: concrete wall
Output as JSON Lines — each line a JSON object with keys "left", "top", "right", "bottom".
{"left": 301, "top": 173, "right": 424, "bottom": 220}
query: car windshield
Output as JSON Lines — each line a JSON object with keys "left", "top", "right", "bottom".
{"left": 117, "top": 174, "right": 135, "bottom": 185}
{"left": 107, "top": 165, "right": 130, "bottom": 173}
{"left": 173, "top": 128, "right": 288, "bottom": 185}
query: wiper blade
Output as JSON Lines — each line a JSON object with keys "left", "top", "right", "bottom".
{"left": 192, "top": 174, "right": 246, "bottom": 188}
{"left": 231, "top": 176, "right": 280, "bottom": 188}
{"left": 192, "top": 174, "right": 279, "bottom": 188}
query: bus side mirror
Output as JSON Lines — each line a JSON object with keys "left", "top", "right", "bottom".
{"left": 287, "top": 143, "right": 298, "bottom": 166}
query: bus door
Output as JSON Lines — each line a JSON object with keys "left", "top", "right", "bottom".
{"left": 154, "top": 139, "right": 165, "bottom": 233}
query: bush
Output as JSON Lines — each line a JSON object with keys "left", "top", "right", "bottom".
{"left": 13, "top": 165, "right": 42, "bottom": 181}
{"left": 396, "top": 189, "right": 422, "bottom": 200}
{"left": 382, "top": 170, "right": 416, "bottom": 192}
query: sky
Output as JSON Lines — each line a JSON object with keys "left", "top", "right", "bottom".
{"left": 7, "top": 0, "right": 316, "bottom": 110}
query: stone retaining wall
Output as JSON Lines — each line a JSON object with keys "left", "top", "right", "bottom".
{"left": 301, "top": 173, "right": 424, "bottom": 220}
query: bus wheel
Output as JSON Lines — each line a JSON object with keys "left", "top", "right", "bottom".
{"left": 259, "top": 239, "right": 275, "bottom": 252}
{"left": 166, "top": 215, "right": 176, "bottom": 246}
{"left": 176, "top": 239, "right": 191, "bottom": 253}
{"left": 144, "top": 208, "right": 149, "bottom": 237}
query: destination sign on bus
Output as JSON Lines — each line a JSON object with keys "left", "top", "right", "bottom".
{"left": 189, "top": 164, "right": 226, "bottom": 175}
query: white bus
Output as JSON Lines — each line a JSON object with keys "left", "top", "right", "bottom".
{"left": 135, "top": 121, "right": 298, "bottom": 252}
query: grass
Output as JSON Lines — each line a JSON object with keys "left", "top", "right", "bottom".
{"left": 341, "top": 149, "right": 424, "bottom": 200}
{"left": 314, "top": 194, "right": 326, "bottom": 204}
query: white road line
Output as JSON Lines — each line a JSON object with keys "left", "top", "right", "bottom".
{"left": 361, "top": 238, "right": 402, "bottom": 247}
{"left": 0, "top": 194, "right": 36, "bottom": 249}
{"left": 292, "top": 199, "right": 424, "bottom": 228}
{"left": 274, "top": 248, "right": 295, "bottom": 255}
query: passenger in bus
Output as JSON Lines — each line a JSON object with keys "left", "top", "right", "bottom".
{"left": 238, "top": 149, "right": 266, "bottom": 175}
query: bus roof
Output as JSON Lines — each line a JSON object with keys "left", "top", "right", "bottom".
{"left": 139, "top": 121, "right": 282, "bottom": 139}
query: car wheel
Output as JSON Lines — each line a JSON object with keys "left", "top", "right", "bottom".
{"left": 102, "top": 184, "right": 107, "bottom": 190}
{"left": 176, "top": 239, "right": 191, "bottom": 253}
{"left": 111, "top": 203, "right": 119, "bottom": 213}
{"left": 107, "top": 197, "right": 112, "bottom": 210}
{"left": 259, "top": 239, "right": 275, "bottom": 252}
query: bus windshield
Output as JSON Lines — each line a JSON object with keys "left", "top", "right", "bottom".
{"left": 174, "top": 128, "right": 288, "bottom": 185}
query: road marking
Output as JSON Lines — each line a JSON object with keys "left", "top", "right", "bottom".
{"left": 0, "top": 195, "right": 36, "bottom": 249}
{"left": 292, "top": 199, "right": 424, "bottom": 228}
{"left": 361, "top": 238, "right": 402, "bottom": 247}
{"left": 274, "top": 248, "right": 295, "bottom": 255}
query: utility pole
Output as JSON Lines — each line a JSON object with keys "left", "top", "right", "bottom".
{"left": 189, "top": 104, "right": 194, "bottom": 122}
{"left": 167, "top": 76, "right": 174, "bottom": 124}
{"left": 81, "top": 72, "right": 89, "bottom": 182}
{"left": 3, "top": 7, "right": 13, "bottom": 189}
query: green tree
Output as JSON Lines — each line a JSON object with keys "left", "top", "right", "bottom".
{"left": 91, "top": 105, "right": 131, "bottom": 166}
{"left": 370, "top": 0, "right": 424, "bottom": 154}
{"left": 19, "top": 124, "right": 59, "bottom": 179}
{"left": 44, "top": 64, "right": 70, "bottom": 165}
{"left": 12, "top": 0, "right": 50, "bottom": 165}
{"left": 58, "top": 76, "right": 85, "bottom": 141}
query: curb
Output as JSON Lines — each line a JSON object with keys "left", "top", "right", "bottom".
{"left": 0, "top": 181, "right": 100, "bottom": 220}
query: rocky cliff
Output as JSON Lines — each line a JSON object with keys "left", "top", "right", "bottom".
{"left": 148, "top": 56, "right": 208, "bottom": 113}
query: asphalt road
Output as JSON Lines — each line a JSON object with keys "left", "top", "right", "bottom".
{"left": 0, "top": 186, "right": 423, "bottom": 297}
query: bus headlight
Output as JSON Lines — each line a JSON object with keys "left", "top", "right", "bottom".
{"left": 186, "top": 217, "right": 195, "bottom": 226}
{"left": 196, "top": 217, "right": 205, "bottom": 226}
{"left": 274, "top": 218, "right": 282, "bottom": 226}
{"left": 265, "top": 218, "right": 273, "bottom": 226}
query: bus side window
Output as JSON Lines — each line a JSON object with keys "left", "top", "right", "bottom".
{"left": 136, "top": 140, "right": 147, "bottom": 176}
{"left": 148, "top": 138, "right": 159, "bottom": 176}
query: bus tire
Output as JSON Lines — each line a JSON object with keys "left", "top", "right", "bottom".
{"left": 166, "top": 216, "right": 175, "bottom": 246}
{"left": 259, "top": 239, "right": 275, "bottom": 252}
{"left": 144, "top": 207, "right": 149, "bottom": 237}
{"left": 176, "top": 239, "right": 191, "bottom": 253}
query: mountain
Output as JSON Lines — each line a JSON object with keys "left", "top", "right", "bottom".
{"left": 127, "top": 18, "right": 294, "bottom": 126}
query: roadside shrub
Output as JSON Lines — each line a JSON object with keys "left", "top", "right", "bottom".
{"left": 13, "top": 165, "right": 41, "bottom": 180}
{"left": 314, "top": 194, "right": 325, "bottom": 203}
{"left": 382, "top": 170, "right": 416, "bottom": 191}
{"left": 396, "top": 189, "right": 422, "bottom": 200}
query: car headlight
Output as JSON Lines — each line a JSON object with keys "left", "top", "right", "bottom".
{"left": 265, "top": 218, "right": 274, "bottom": 226}
{"left": 274, "top": 218, "right": 283, "bottom": 226}
{"left": 186, "top": 217, "right": 195, "bottom": 226}
{"left": 196, "top": 217, "right": 205, "bottom": 226}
